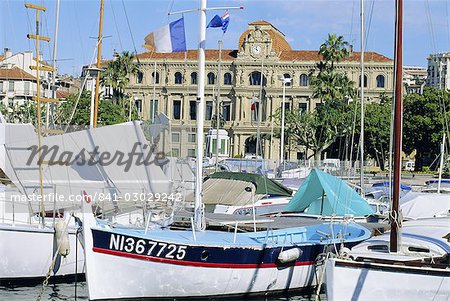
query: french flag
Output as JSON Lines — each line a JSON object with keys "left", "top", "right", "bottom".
{"left": 144, "top": 18, "right": 187, "bottom": 53}
{"left": 251, "top": 97, "right": 256, "bottom": 111}
{"left": 207, "top": 12, "right": 230, "bottom": 33}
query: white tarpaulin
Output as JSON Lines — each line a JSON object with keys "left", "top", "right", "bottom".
{"left": 400, "top": 192, "right": 450, "bottom": 219}
{"left": 3, "top": 121, "right": 171, "bottom": 214}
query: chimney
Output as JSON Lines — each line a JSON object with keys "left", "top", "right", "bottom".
{"left": 4, "top": 48, "right": 12, "bottom": 58}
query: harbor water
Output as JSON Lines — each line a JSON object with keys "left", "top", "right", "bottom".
{"left": 0, "top": 283, "right": 325, "bottom": 300}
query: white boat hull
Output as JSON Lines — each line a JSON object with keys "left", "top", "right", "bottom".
{"left": 0, "top": 223, "right": 84, "bottom": 282}
{"left": 326, "top": 258, "right": 450, "bottom": 301}
{"left": 86, "top": 248, "right": 316, "bottom": 300}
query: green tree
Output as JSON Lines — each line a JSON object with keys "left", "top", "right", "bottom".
{"left": 403, "top": 87, "right": 450, "bottom": 170}
{"left": 279, "top": 33, "right": 354, "bottom": 160}
{"left": 0, "top": 101, "right": 38, "bottom": 124}
{"left": 55, "top": 90, "right": 133, "bottom": 126}
{"left": 363, "top": 97, "right": 392, "bottom": 170}
{"left": 319, "top": 33, "right": 349, "bottom": 69}
{"left": 100, "top": 51, "right": 140, "bottom": 104}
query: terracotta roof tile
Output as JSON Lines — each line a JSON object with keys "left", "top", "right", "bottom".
{"left": 136, "top": 50, "right": 238, "bottom": 61}
{"left": 0, "top": 67, "right": 36, "bottom": 80}
{"left": 249, "top": 20, "right": 272, "bottom": 26}
{"left": 136, "top": 49, "right": 391, "bottom": 63}
{"left": 56, "top": 90, "right": 70, "bottom": 99}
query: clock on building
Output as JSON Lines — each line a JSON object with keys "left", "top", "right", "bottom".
{"left": 251, "top": 45, "right": 262, "bottom": 56}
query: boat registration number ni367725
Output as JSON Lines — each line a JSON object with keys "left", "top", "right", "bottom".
{"left": 109, "top": 234, "right": 187, "bottom": 260}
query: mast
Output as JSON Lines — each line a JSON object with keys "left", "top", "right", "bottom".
{"left": 390, "top": 0, "right": 403, "bottom": 253}
{"left": 25, "top": 3, "right": 50, "bottom": 227}
{"left": 359, "top": 0, "right": 365, "bottom": 195}
{"left": 48, "top": 0, "right": 60, "bottom": 129}
{"left": 93, "top": 0, "right": 105, "bottom": 128}
{"left": 194, "top": 0, "right": 207, "bottom": 231}
{"left": 215, "top": 39, "right": 222, "bottom": 172}
{"left": 255, "top": 57, "right": 264, "bottom": 160}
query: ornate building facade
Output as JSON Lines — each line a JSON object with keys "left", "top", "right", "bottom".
{"left": 125, "top": 20, "right": 394, "bottom": 160}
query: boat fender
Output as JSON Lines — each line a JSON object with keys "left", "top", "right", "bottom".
{"left": 55, "top": 220, "right": 70, "bottom": 257}
{"left": 339, "top": 247, "right": 351, "bottom": 259}
{"left": 278, "top": 248, "right": 302, "bottom": 263}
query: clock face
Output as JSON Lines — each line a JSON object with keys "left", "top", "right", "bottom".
{"left": 251, "top": 45, "right": 262, "bottom": 56}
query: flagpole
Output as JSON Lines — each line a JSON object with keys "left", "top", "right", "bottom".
{"left": 193, "top": 0, "right": 207, "bottom": 231}
{"left": 168, "top": 3, "right": 243, "bottom": 231}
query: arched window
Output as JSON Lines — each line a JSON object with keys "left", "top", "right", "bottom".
{"left": 300, "top": 74, "right": 309, "bottom": 86}
{"left": 249, "top": 71, "right": 266, "bottom": 86}
{"left": 174, "top": 72, "right": 183, "bottom": 84}
{"left": 224, "top": 73, "right": 232, "bottom": 85}
{"left": 359, "top": 75, "right": 368, "bottom": 88}
{"left": 191, "top": 72, "right": 197, "bottom": 85}
{"left": 283, "top": 73, "right": 291, "bottom": 86}
{"left": 136, "top": 71, "right": 143, "bottom": 84}
{"left": 376, "top": 75, "right": 385, "bottom": 88}
{"left": 152, "top": 71, "right": 159, "bottom": 84}
{"left": 207, "top": 72, "right": 215, "bottom": 85}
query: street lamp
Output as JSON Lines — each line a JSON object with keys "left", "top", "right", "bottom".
{"left": 278, "top": 75, "right": 292, "bottom": 170}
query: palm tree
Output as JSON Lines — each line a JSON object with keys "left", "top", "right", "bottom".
{"left": 100, "top": 51, "right": 140, "bottom": 104}
{"left": 319, "top": 34, "right": 349, "bottom": 69}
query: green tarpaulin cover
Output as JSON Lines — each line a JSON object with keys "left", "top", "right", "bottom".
{"left": 207, "top": 172, "right": 293, "bottom": 197}
{"left": 285, "top": 168, "right": 374, "bottom": 216}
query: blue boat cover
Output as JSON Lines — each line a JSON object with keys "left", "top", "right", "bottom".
{"left": 285, "top": 168, "right": 374, "bottom": 216}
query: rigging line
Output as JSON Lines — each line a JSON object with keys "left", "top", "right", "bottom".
{"left": 21, "top": 0, "right": 33, "bottom": 50}
{"left": 109, "top": 0, "right": 123, "bottom": 52}
{"left": 166, "top": 0, "right": 175, "bottom": 23}
{"left": 364, "top": 0, "right": 375, "bottom": 50}
{"left": 424, "top": 0, "right": 437, "bottom": 53}
{"left": 446, "top": 1, "right": 450, "bottom": 51}
{"left": 72, "top": 0, "right": 86, "bottom": 64}
{"left": 121, "top": 0, "right": 140, "bottom": 65}
{"left": 349, "top": 0, "right": 356, "bottom": 46}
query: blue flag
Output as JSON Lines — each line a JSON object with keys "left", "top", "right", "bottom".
{"left": 207, "top": 12, "right": 230, "bottom": 33}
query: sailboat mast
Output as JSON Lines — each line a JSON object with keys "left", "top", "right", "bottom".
{"left": 359, "top": 0, "right": 365, "bottom": 196}
{"left": 194, "top": 0, "right": 207, "bottom": 231}
{"left": 93, "top": 0, "right": 105, "bottom": 128}
{"left": 390, "top": 0, "right": 403, "bottom": 253}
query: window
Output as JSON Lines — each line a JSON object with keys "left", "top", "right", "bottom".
{"left": 222, "top": 102, "right": 231, "bottom": 121}
{"left": 300, "top": 74, "right": 309, "bottom": 86}
{"left": 187, "top": 149, "right": 196, "bottom": 157}
{"left": 152, "top": 72, "right": 159, "bottom": 84}
{"left": 172, "top": 133, "right": 180, "bottom": 143}
{"left": 149, "top": 99, "right": 158, "bottom": 120}
{"left": 207, "top": 72, "right": 215, "bottom": 85}
{"left": 174, "top": 72, "right": 183, "bottom": 84}
{"left": 135, "top": 99, "right": 142, "bottom": 115}
{"left": 376, "top": 75, "right": 385, "bottom": 88}
{"left": 173, "top": 100, "right": 181, "bottom": 119}
{"left": 284, "top": 102, "right": 291, "bottom": 112}
{"left": 24, "top": 81, "right": 30, "bottom": 95}
{"left": 224, "top": 73, "right": 232, "bottom": 85}
{"left": 299, "top": 103, "right": 307, "bottom": 112}
{"left": 188, "top": 133, "right": 196, "bottom": 143}
{"left": 249, "top": 71, "right": 266, "bottom": 86}
{"left": 283, "top": 73, "right": 291, "bottom": 86}
{"left": 137, "top": 71, "right": 144, "bottom": 84}
{"left": 252, "top": 99, "right": 259, "bottom": 122}
{"left": 189, "top": 100, "right": 197, "bottom": 120}
{"left": 171, "top": 148, "right": 180, "bottom": 157}
{"left": 191, "top": 72, "right": 197, "bottom": 85}
{"left": 8, "top": 81, "right": 14, "bottom": 92}
{"left": 359, "top": 75, "right": 368, "bottom": 88}
{"left": 0, "top": 81, "right": 3, "bottom": 93}
{"left": 206, "top": 101, "right": 213, "bottom": 120}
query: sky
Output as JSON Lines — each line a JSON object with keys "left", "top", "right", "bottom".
{"left": 1, "top": 0, "right": 449, "bottom": 76}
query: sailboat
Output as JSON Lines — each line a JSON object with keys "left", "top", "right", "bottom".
{"left": 80, "top": 1, "right": 372, "bottom": 300}
{"left": 325, "top": 1, "right": 450, "bottom": 300}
